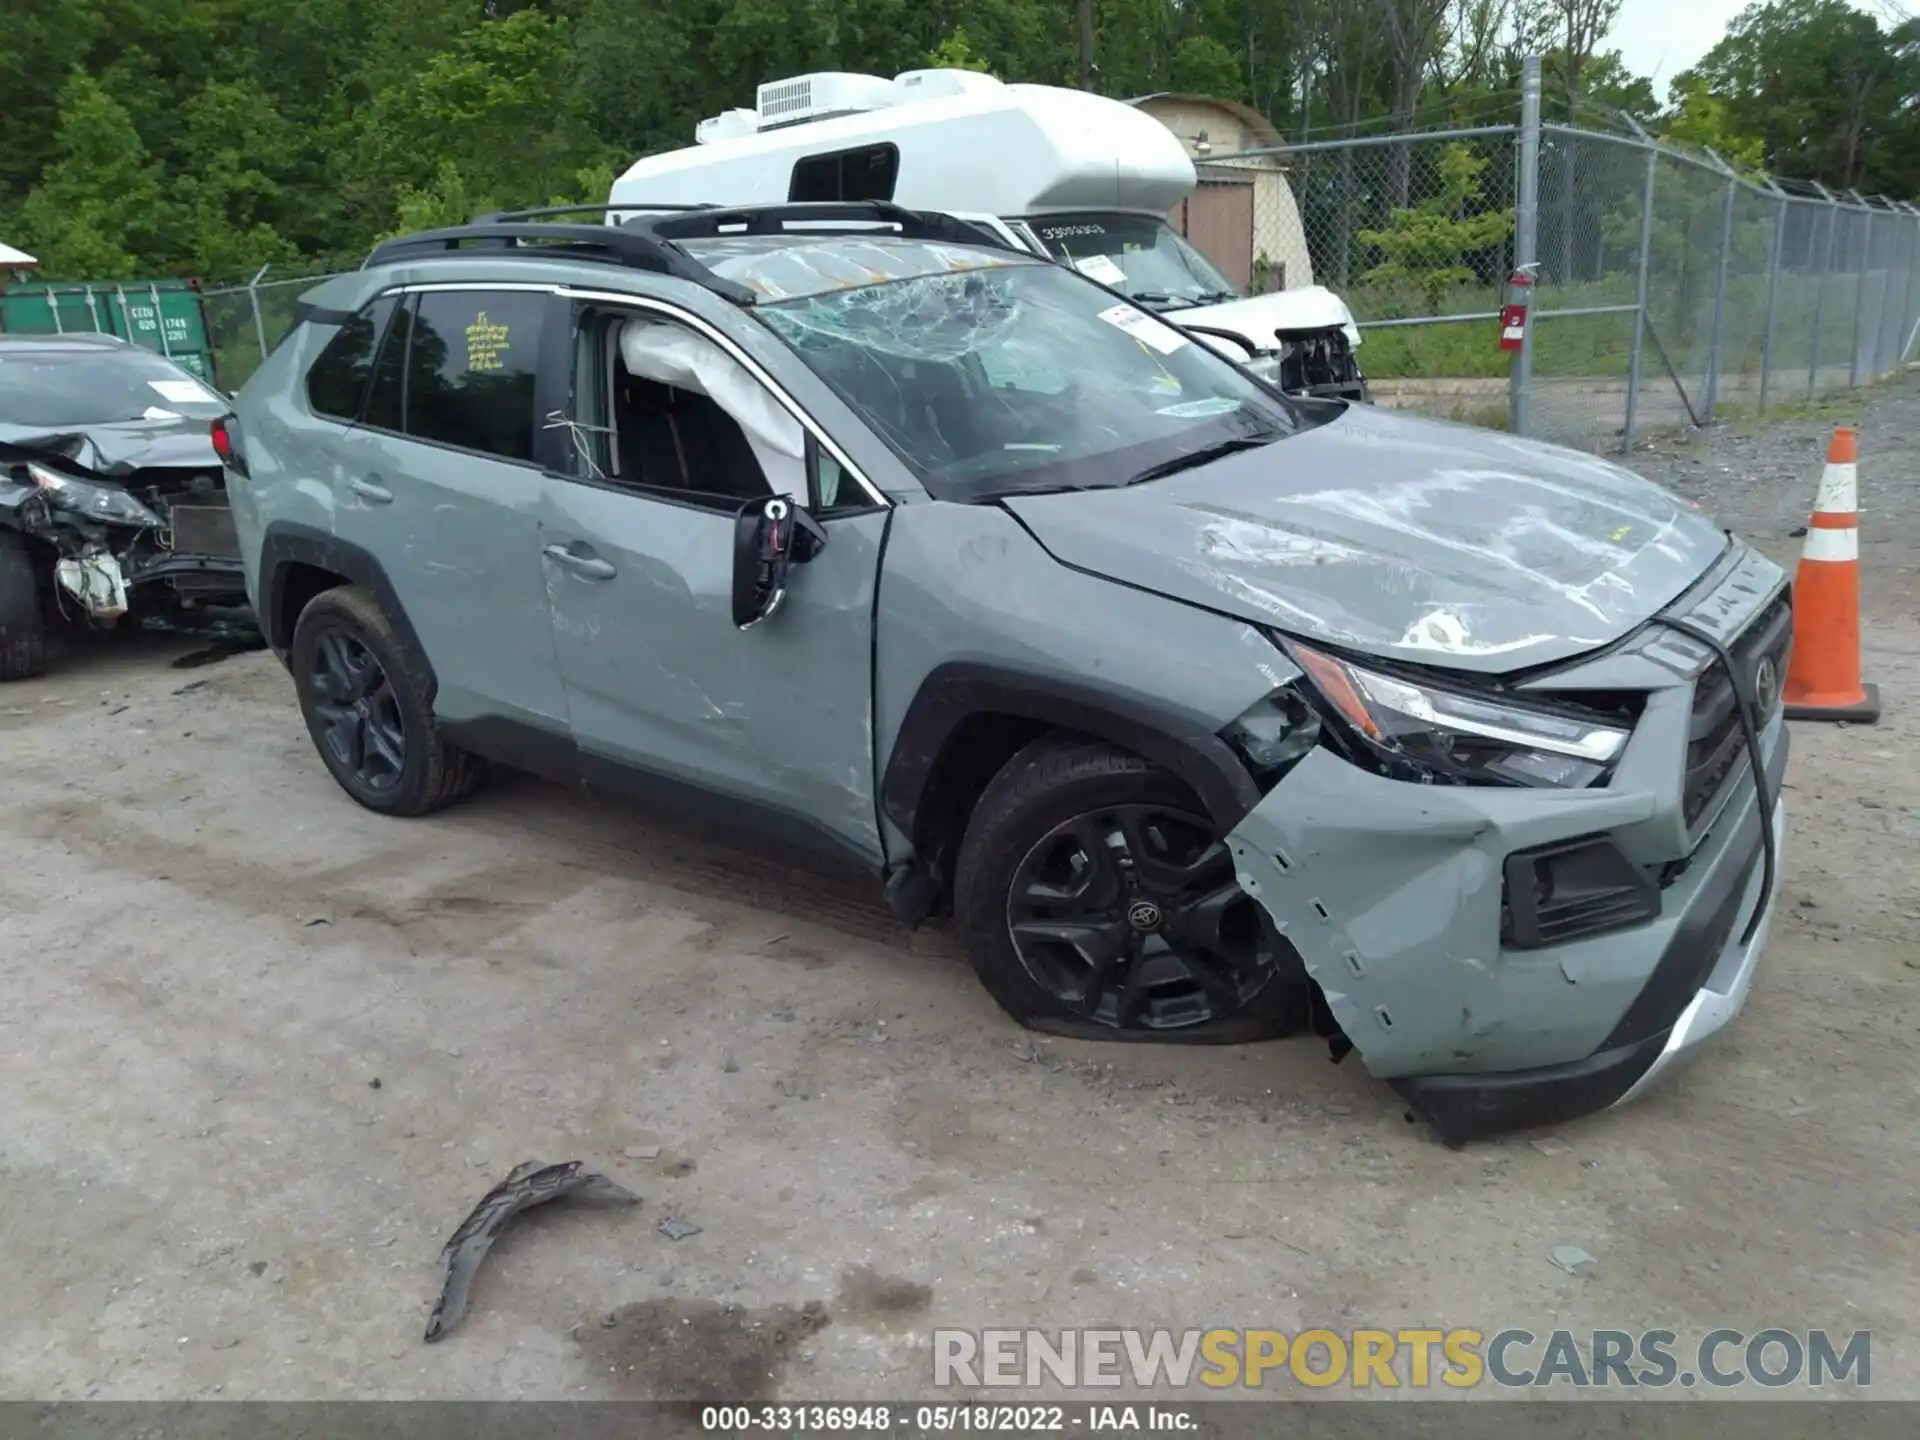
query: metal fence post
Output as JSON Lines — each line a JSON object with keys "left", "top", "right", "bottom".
{"left": 1896, "top": 205, "right": 1912, "bottom": 368}
{"left": 1809, "top": 184, "right": 1838, "bottom": 399}
{"left": 1703, "top": 154, "right": 1737, "bottom": 420}
{"left": 1758, "top": 184, "right": 1786, "bottom": 413}
{"left": 1849, "top": 195, "right": 1871, "bottom": 388}
{"left": 248, "top": 263, "right": 272, "bottom": 365}
{"left": 1511, "top": 55, "right": 1542, "bottom": 437}
{"left": 1623, "top": 143, "right": 1659, "bottom": 451}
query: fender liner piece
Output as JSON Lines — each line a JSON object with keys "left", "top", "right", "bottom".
{"left": 881, "top": 661, "right": 1263, "bottom": 847}
{"left": 258, "top": 522, "right": 436, "bottom": 699}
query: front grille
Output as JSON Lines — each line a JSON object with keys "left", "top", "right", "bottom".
{"left": 1681, "top": 592, "right": 1792, "bottom": 830}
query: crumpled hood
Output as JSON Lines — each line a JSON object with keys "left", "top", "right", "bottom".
{"left": 1002, "top": 404, "right": 1730, "bottom": 675}
{"left": 0, "top": 417, "right": 219, "bottom": 477}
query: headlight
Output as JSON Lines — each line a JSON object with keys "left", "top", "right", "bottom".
{"left": 1288, "top": 641, "right": 1629, "bottom": 789}
{"left": 25, "top": 461, "right": 163, "bottom": 529}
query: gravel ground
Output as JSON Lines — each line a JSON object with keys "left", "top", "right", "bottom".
{"left": 1, "top": 382, "right": 1917, "bottom": 1405}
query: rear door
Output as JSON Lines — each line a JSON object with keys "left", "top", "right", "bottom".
{"left": 537, "top": 297, "right": 890, "bottom": 870}
{"left": 331, "top": 284, "right": 570, "bottom": 734}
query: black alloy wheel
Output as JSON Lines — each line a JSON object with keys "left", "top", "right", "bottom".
{"left": 1004, "top": 802, "right": 1279, "bottom": 1032}
{"left": 307, "top": 627, "right": 408, "bottom": 792}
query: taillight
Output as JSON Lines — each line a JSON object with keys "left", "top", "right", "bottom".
{"left": 211, "top": 415, "right": 248, "bottom": 476}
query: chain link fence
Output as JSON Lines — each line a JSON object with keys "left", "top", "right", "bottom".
{"left": 198, "top": 59, "right": 1920, "bottom": 454}
{"left": 1215, "top": 64, "right": 1920, "bottom": 452}
{"left": 200, "top": 270, "right": 336, "bottom": 392}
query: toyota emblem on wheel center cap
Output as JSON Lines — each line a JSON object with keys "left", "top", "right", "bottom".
{"left": 1126, "top": 899, "right": 1163, "bottom": 931}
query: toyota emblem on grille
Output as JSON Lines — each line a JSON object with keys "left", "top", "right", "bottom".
{"left": 1753, "top": 656, "right": 1780, "bottom": 716}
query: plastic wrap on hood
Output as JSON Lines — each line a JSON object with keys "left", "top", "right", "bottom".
{"left": 619, "top": 318, "right": 806, "bottom": 492}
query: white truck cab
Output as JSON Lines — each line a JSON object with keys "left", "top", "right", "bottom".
{"left": 606, "top": 69, "right": 1367, "bottom": 401}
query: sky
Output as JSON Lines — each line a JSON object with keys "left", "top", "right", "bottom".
{"left": 1610, "top": 0, "right": 1904, "bottom": 94}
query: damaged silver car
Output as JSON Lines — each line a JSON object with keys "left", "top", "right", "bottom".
{"left": 225, "top": 202, "right": 1789, "bottom": 1144}
{"left": 0, "top": 334, "right": 249, "bottom": 679}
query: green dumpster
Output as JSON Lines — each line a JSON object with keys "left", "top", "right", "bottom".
{"left": 0, "top": 279, "right": 220, "bottom": 386}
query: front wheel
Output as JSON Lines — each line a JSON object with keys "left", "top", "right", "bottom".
{"left": 0, "top": 530, "right": 47, "bottom": 681}
{"left": 953, "top": 735, "right": 1303, "bottom": 1043}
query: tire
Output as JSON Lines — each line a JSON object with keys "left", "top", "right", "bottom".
{"left": 0, "top": 530, "right": 48, "bottom": 682}
{"left": 289, "top": 584, "right": 483, "bottom": 816}
{"left": 953, "top": 734, "right": 1304, "bottom": 1044}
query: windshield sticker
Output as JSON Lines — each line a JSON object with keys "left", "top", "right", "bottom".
{"left": 148, "top": 379, "right": 215, "bottom": 404}
{"left": 1156, "top": 398, "right": 1242, "bottom": 419}
{"left": 142, "top": 406, "right": 182, "bottom": 421}
{"left": 1098, "top": 303, "right": 1188, "bottom": 355}
{"left": 1037, "top": 223, "right": 1106, "bottom": 240}
{"left": 1072, "top": 254, "right": 1128, "bottom": 286}
{"left": 466, "top": 311, "right": 511, "bottom": 372}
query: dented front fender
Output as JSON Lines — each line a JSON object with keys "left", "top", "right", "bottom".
{"left": 1225, "top": 746, "right": 1661, "bottom": 1078}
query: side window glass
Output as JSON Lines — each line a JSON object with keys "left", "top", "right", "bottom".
{"left": 304, "top": 295, "right": 395, "bottom": 421}
{"left": 363, "top": 296, "right": 412, "bottom": 432}
{"left": 405, "top": 290, "right": 545, "bottom": 462}
{"left": 788, "top": 144, "right": 899, "bottom": 202}
{"left": 809, "top": 439, "right": 866, "bottom": 513}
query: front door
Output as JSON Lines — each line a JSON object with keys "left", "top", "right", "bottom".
{"left": 539, "top": 302, "right": 889, "bottom": 870}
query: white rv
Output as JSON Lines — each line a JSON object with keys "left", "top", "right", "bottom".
{"left": 606, "top": 69, "right": 1367, "bottom": 400}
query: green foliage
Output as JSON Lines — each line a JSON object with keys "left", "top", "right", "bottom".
{"left": 4, "top": 0, "right": 1918, "bottom": 292}
{"left": 1356, "top": 143, "right": 1515, "bottom": 312}
{"left": 925, "top": 28, "right": 994, "bottom": 73}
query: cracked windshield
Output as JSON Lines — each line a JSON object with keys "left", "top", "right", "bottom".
{"left": 1028, "top": 213, "right": 1240, "bottom": 311}
{"left": 755, "top": 261, "right": 1296, "bottom": 501}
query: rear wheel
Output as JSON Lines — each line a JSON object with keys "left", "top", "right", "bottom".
{"left": 290, "top": 584, "right": 483, "bottom": 816}
{"left": 954, "top": 735, "right": 1302, "bottom": 1043}
{"left": 0, "top": 531, "right": 47, "bottom": 681}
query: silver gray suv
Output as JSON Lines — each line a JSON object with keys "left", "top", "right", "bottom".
{"left": 223, "top": 202, "right": 1791, "bottom": 1144}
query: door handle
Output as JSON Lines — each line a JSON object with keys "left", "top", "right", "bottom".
{"left": 348, "top": 477, "right": 393, "bottom": 504}
{"left": 543, "top": 543, "right": 616, "bottom": 580}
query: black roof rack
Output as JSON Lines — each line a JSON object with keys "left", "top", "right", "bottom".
{"left": 628, "top": 201, "right": 1011, "bottom": 251}
{"left": 361, "top": 201, "right": 1019, "bottom": 307}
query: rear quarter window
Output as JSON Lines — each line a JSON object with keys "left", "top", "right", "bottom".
{"left": 305, "top": 295, "right": 397, "bottom": 421}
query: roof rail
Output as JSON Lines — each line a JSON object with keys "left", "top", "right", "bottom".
{"left": 361, "top": 220, "right": 757, "bottom": 303}
{"left": 472, "top": 202, "right": 719, "bottom": 224}
{"left": 362, "top": 202, "right": 1017, "bottom": 307}
{"left": 630, "top": 201, "right": 1017, "bottom": 251}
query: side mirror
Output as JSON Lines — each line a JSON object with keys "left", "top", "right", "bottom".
{"left": 732, "top": 493, "right": 828, "bottom": 630}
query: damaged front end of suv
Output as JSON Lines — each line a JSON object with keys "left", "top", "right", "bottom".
{"left": 0, "top": 429, "right": 248, "bottom": 635}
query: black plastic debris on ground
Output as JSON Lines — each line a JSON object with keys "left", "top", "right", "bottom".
{"left": 138, "top": 608, "right": 267, "bottom": 670}
{"left": 424, "top": 1160, "right": 641, "bottom": 1343}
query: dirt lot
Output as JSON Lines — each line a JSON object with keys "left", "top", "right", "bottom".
{"left": 2, "top": 383, "right": 1917, "bottom": 1404}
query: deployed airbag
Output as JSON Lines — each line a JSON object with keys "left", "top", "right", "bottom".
{"left": 620, "top": 319, "right": 805, "bottom": 495}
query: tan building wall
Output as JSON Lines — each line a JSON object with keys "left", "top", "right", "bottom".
{"left": 1132, "top": 96, "right": 1316, "bottom": 291}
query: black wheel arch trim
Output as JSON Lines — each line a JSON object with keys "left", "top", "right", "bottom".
{"left": 259, "top": 521, "right": 436, "bottom": 703}
{"left": 880, "top": 661, "right": 1263, "bottom": 850}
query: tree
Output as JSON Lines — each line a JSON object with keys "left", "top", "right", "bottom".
{"left": 1357, "top": 140, "right": 1515, "bottom": 310}
{"left": 1677, "top": 0, "right": 1917, "bottom": 190}
{"left": 17, "top": 73, "right": 175, "bottom": 279}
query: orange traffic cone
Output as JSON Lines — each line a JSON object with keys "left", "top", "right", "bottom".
{"left": 1783, "top": 426, "right": 1880, "bottom": 723}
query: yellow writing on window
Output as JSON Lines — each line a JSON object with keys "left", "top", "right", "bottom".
{"left": 466, "top": 311, "right": 511, "bottom": 372}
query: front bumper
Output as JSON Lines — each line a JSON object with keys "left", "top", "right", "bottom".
{"left": 1225, "top": 669, "right": 1788, "bottom": 1145}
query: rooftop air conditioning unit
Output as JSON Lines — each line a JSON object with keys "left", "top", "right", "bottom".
{"left": 754, "top": 72, "right": 897, "bottom": 130}
{"left": 891, "top": 69, "right": 1006, "bottom": 101}
{"left": 696, "top": 109, "right": 762, "bottom": 144}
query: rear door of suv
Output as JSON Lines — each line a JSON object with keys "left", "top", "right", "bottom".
{"left": 331, "top": 283, "right": 571, "bottom": 736}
